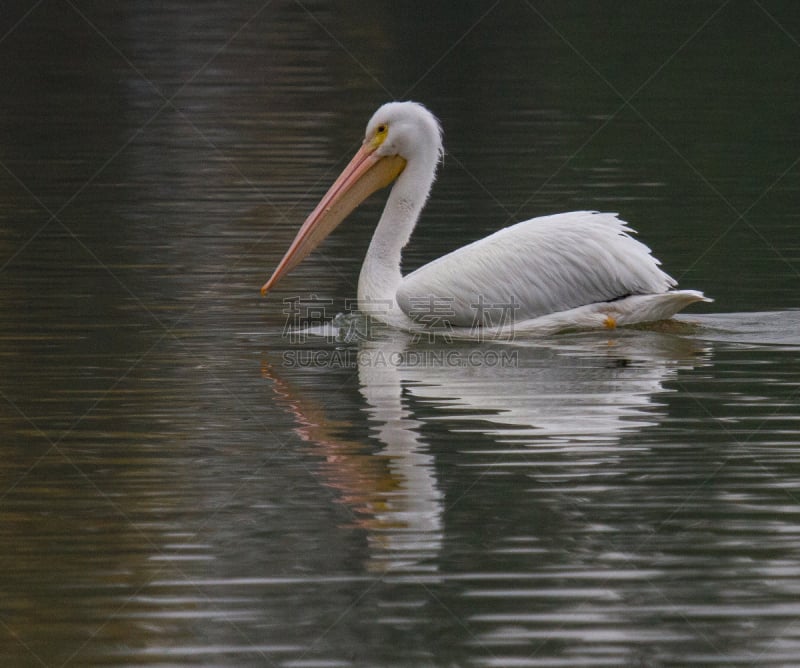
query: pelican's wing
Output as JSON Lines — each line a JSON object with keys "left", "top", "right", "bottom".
{"left": 396, "top": 211, "right": 676, "bottom": 327}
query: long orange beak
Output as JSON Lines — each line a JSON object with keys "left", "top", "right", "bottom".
{"left": 261, "top": 143, "right": 406, "bottom": 296}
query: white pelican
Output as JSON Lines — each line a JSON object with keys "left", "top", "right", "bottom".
{"left": 261, "top": 102, "right": 710, "bottom": 336}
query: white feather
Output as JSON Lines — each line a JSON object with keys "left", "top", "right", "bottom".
{"left": 397, "top": 211, "right": 676, "bottom": 327}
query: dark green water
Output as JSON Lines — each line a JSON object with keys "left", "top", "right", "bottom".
{"left": 1, "top": 1, "right": 799, "bottom": 666}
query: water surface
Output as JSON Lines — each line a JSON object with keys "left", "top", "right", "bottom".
{"left": 1, "top": 2, "right": 799, "bottom": 666}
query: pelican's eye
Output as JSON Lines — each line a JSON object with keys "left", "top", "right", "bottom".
{"left": 369, "top": 122, "right": 389, "bottom": 149}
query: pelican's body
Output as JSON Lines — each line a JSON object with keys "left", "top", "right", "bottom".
{"left": 262, "top": 102, "right": 709, "bottom": 336}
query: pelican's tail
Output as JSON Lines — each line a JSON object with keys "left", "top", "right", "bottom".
{"left": 495, "top": 290, "right": 712, "bottom": 336}
{"left": 609, "top": 290, "right": 712, "bottom": 327}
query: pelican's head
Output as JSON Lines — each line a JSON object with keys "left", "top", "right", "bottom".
{"left": 261, "top": 102, "right": 443, "bottom": 296}
{"left": 365, "top": 101, "right": 444, "bottom": 166}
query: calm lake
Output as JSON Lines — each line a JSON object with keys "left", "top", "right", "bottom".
{"left": 1, "top": 1, "right": 799, "bottom": 666}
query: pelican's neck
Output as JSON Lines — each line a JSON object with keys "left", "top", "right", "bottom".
{"left": 357, "top": 158, "right": 436, "bottom": 319}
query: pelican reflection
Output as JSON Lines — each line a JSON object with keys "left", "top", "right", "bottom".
{"left": 264, "top": 329, "right": 709, "bottom": 572}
